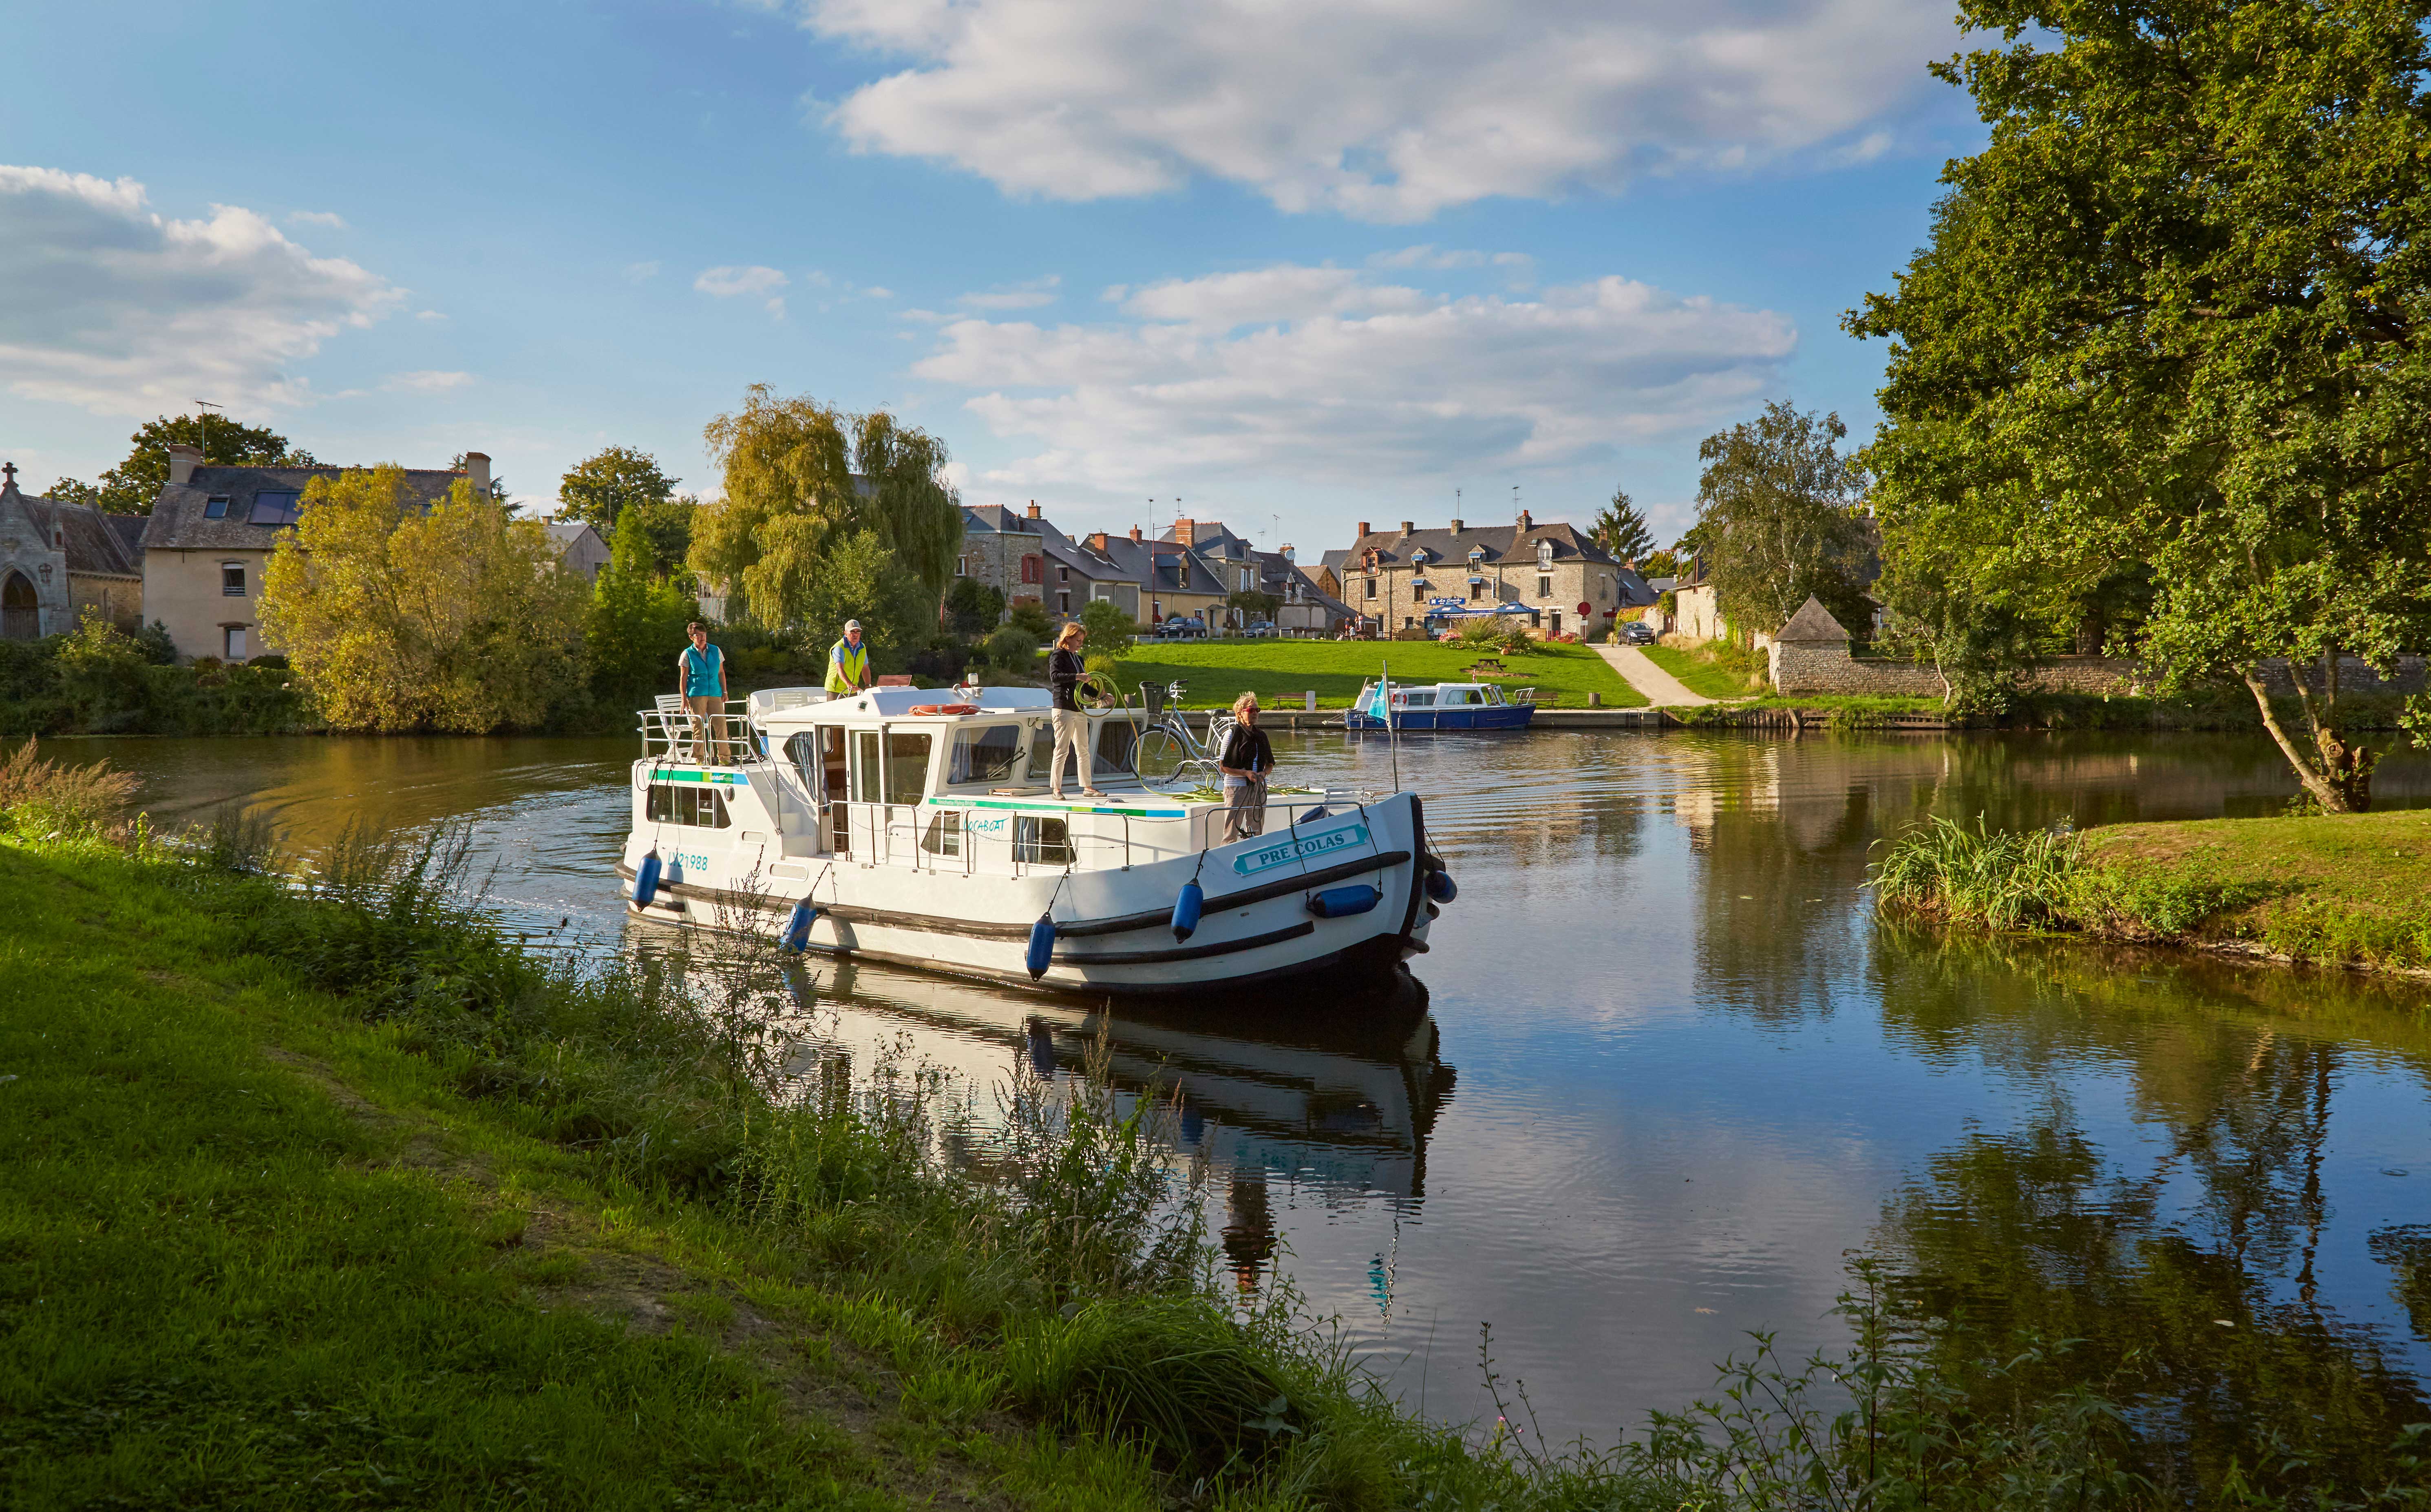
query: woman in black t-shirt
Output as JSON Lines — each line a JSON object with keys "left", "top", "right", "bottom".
{"left": 1046, "top": 623, "right": 1104, "bottom": 797}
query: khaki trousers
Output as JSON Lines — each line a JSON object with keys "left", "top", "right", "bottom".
{"left": 684, "top": 694, "right": 727, "bottom": 764}
{"left": 1222, "top": 777, "right": 1267, "bottom": 843}
{"left": 1050, "top": 707, "right": 1091, "bottom": 792}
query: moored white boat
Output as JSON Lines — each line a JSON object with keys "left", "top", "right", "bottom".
{"left": 1345, "top": 680, "right": 1537, "bottom": 731}
{"left": 619, "top": 685, "right": 1453, "bottom": 995}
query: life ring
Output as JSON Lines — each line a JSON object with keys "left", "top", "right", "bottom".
{"left": 909, "top": 703, "right": 980, "bottom": 715}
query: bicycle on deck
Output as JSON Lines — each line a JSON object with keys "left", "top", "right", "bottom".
{"left": 1126, "top": 680, "right": 1238, "bottom": 792}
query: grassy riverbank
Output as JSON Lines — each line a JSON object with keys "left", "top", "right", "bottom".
{"left": 1874, "top": 808, "right": 2431, "bottom": 974}
{"left": 1110, "top": 640, "right": 1645, "bottom": 709}
{"left": 6, "top": 742, "right": 2426, "bottom": 1508}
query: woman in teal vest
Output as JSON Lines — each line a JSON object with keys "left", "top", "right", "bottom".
{"left": 676, "top": 621, "right": 727, "bottom": 762}
{"left": 826, "top": 619, "right": 872, "bottom": 696}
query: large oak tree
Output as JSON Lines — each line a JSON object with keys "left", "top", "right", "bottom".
{"left": 1851, "top": 0, "right": 2431, "bottom": 810}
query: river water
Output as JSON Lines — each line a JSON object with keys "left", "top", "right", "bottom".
{"left": 62, "top": 728, "right": 2431, "bottom": 1470}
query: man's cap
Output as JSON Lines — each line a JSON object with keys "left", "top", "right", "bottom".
{"left": 843, "top": 620, "right": 861, "bottom": 632}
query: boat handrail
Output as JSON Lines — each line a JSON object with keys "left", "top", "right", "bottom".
{"left": 638, "top": 697, "right": 757, "bottom": 766}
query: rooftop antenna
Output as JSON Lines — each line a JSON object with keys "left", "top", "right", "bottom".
{"left": 193, "top": 399, "right": 223, "bottom": 465}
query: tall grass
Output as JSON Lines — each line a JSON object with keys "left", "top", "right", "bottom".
{"left": 1870, "top": 814, "right": 2089, "bottom": 930}
{"left": 0, "top": 736, "right": 140, "bottom": 840}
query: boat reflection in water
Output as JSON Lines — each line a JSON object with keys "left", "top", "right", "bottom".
{"left": 737, "top": 943, "right": 1455, "bottom": 1288}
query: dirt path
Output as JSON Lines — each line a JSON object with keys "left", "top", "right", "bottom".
{"left": 1594, "top": 643, "right": 1713, "bottom": 706}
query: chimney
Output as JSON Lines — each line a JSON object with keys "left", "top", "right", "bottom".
{"left": 1086, "top": 531, "right": 1110, "bottom": 552}
{"left": 1356, "top": 521, "right": 1370, "bottom": 539}
{"left": 1173, "top": 517, "right": 1196, "bottom": 545}
{"left": 1398, "top": 520, "right": 1414, "bottom": 536}
{"left": 1448, "top": 518, "right": 1463, "bottom": 534}
{"left": 167, "top": 444, "right": 202, "bottom": 487}
{"left": 1128, "top": 525, "right": 1143, "bottom": 543}
{"left": 1517, "top": 508, "right": 1531, "bottom": 531}
{"left": 464, "top": 451, "right": 491, "bottom": 494}
{"left": 1026, "top": 499, "right": 1041, "bottom": 520}
{"left": 1280, "top": 543, "right": 1295, "bottom": 562}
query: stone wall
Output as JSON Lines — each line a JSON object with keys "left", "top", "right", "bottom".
{"left": 1771, "top": 641, "right": 2427, "bottom": 699}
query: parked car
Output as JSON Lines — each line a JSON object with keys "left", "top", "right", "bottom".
{"left": 1620, "top": 621, "right": 1656, "bottom": 645}
{"left": 1157, "top": 615, "right": 1209, "bottom": 640}
{"left": 1244, "top": 621, "right": 1278, "bottom": 639}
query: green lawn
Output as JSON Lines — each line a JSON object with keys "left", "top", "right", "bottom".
{"left": 1639, "top": 642, "right": 1769, "bottom": 700}
{"left": 1108, "top": 638, "right": 1647, "bottom": 708}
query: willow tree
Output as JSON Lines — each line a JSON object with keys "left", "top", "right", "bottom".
{"left": 689, "top": 386, "right": 963, "bottom": 630}
{"left": 259, "top": 468, "right": 587, "bottom": 732}
{"left": 1850, "top": 0, "right": 2431, "bottom": 811}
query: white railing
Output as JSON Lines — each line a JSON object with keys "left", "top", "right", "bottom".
{"left": 640, "top": 696, "right": 757, "bottom": 765}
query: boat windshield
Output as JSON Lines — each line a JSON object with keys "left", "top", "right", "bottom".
{"left": 947, "top": 724, "right": 1022, "bottom": 786}
{"left": 1484, "top": 685, "right": 1507, "bottom": 705}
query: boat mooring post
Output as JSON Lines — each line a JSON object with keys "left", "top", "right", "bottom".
{"left": 1381, "top": 658, "right": 1400, "bottom": 792}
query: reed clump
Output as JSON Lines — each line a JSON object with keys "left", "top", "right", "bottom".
{"left": 0, "top": 736, "right": 140, "bottom": 841}
{"left": 1869, "top": 814, "right": 2091, "bottom": 930}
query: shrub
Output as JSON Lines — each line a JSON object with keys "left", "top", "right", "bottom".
{"left": 0, "top": 737, "right": 141, "bottom": 839}
{"left": 985, "top": 624, "right": 1040, "bottom": 675}
{"left": 1077, "top": 598, "right": 1134, "bottom": 658}
{"left": 1007, "top": 601, "right": 1054, "bottom": 641}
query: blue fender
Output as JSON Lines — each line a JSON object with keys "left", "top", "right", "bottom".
{"left": 632, "top": 850, "right": 662, "bottom": 906}
{"left": 1026, "top": 913, "right": 1057, "bottom": 980}
{"left": 783, "top": 900, "right": 823, "bottom": 953}
{"left": 1426, "top": 867, "right": 1457, "bottom": 904}
{"left": 1306, "top": 884, "right": 1382, "bottom": 919}
{"left": 1170, "top": 880, "right": 1205, "bottom": 942}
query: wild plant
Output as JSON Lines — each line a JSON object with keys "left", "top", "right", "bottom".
{"left": 0, "top": 736, "right": 141, "bottom": 840}
{"left": 1869, "top": 814, "right": 2088, "bottom": 930}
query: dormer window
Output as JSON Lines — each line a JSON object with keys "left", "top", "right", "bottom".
{"left": 1536, "top": 541, "right": 1554, "bottom": 568}
{"left": 203, "top": 496, "right": 231, "bottom": 519}
{"left": 1468, "top": 545, "right": 1485, "bottom": 561}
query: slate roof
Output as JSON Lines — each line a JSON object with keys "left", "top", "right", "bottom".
{"left": 142, "top": 465, "right": 464, "bottom": 552}
{"left": 1140, "top": 539, "right": 1227, "bottom": 597}
{"left": 0, "top": 479, "right": 144, "bottom": 578}
{"left": 1340, "top": 520, "right": 1616, "bottom": 572}
{"left": 963, "top": 504, "right": 1044, "bottom": 536}
{"left": 1776, "top": 595, "right": 1851, "bottom": 642}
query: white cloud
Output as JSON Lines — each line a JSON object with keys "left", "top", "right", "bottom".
{"left": 796, "top": 0, "right": 1954, "bottom": 221}
{"left": 287, "top": 209, "right": 347, "bottom": 229}
{"left": 0, "top": 164, "right": 402, "bottom": 416}
{"left": 384, "top": 370, "right": 473, "bottom": 393}
{"left": 625, "top": 259, "right": 662, "bottom": 282}
{"left": 912, "top": 262, "right": 1795, "bottom": 493}
{"left": 694, "top": 263, "right": 789, "bottom": 315}
{"left": 415, "top": 309, "right": 448, "bottom": 321}
{"left": 1370, "top": 245, "right": 1534, "bottom": 274}
{"left": 864, "top": 285, "right": 894, "bottom": 298}
{"left": 957, "top": 274, "right": 1061, "bottom": 310}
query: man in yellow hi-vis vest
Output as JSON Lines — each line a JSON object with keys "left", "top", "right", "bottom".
{"left": 826, "top": 619, "right": 872, "bottom": 695}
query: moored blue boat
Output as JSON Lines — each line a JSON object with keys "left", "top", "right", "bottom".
{"left": 1346, "top": 680, "right": 1537, "bottom": 731}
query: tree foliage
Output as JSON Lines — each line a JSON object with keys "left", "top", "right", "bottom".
{"left": 945, "top": 578, "right": 1006, "bottom": 637}
{"left": 689, "top": 386, "right": 965, "bottom": 623}
{"left": 557, "top": 446, "right": 678, "bottom": 533}
{"left": 51, "top": 413, "right": 315, "bottom": 515}
{"left": 775, "top": 528, "right": 931, "bottom": 670}
{"left": 1077, "top": 598, "right": 1135, "bottom": 658}
{"left": 1689, "top": 403, "right": 1872, "bottom": 643}
{"left": 1849, "top": 0, "right": 2431, "bottom": 810}
{"left": 586, "top": 506, "right": 697, "bottom": 704}
{"left": 1593, "top": 489, "right": 1656, "bottom": 564}
{"left": 259, "top": 468, "right": 587, "bottom": 732}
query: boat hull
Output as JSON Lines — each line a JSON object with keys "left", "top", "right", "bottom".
{"left": 1345, "top": 704, "right": 1535, "bottom": 731}
{"left": 619, "top": 790, "right": 1437, "bottom": 998}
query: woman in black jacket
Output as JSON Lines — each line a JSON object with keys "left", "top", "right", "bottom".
{"left": 1215, "top": 692, "right": 1274, "bottom": 841}
{"left": 1046, "top": 622, "right": 1104, "bottom": 798}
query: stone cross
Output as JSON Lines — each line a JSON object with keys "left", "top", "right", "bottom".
{"left": 2, "top": 462, "right": 15, "bottom": 487}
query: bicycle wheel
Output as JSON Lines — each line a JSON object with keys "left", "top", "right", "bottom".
{"left": 1131, "top": 727, "right": 1193, "bottom": 788}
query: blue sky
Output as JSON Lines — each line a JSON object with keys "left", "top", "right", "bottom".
{"left": 1, "top": 0, "right": 1985, "bottom": 550}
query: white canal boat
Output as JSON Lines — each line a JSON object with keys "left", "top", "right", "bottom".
{"left": 620, "top": 685, "right": 1454, "bottom": 996}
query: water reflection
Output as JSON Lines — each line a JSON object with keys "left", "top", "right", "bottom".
{"left": 62, "top": 727, "right": 2431, "bottom": 1466}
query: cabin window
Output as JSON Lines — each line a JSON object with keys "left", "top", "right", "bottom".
{"left": 784, "top": 732, "right": 820, "bottom": 786}
{"left": 1015, "top": 814, "right": 1072, "bottom": 865}
{"left": 647, "top": 783, "right": 731, "bottom": 828}
{"left": 923, "top": 809, "right": 961, "bottom": 856}
{"left": 948, "top": 725, "right": 1022, "bottom": 784}
{"left": 1025, "top": 722, "right": 1054, "bottom": 781}
{"left": 1440, "top": 689, "right": 1477, "bottom": 706}
{"left": 1401, "top": 690, "right": 1437, "bottom": 707}
{"left": 1093, "top": 717, "right": 1136, "bottom": 779}
{"left": 885, "top": 731, "right": 932, "bottom": 806}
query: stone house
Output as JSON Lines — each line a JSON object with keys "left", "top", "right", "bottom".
{"left": 1336, "top": 511, "right": 1627, "bottom": 637}
{"left": 544, "top": 519, "right": 611, "bottom": 582}
{"left": 958, "top": 503, "right": 1047, "bottom": 611}
{"left": 139, "top": 444, "right": 482, "bottom": 662}
{"left": 0, "top": 462, "right": 146, "bottom": 640}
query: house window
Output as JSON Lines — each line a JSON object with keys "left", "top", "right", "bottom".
{"left": 1537, "top": 575, "right": 1552, "bottom": 599}
{"left": 1058, "top": 564, "right": 1070, "bottom": 583}
{"left": 1469, "top": 581, "right": 1484, "bottom": 602}
{"left": 203, "top": 496, "right": 231, "bottom": 519}
{"left": 1058, "top": 591, "right": 1071, "bottom": 614}
{"left": 221, "top": 562, "right": 247, "bottom": 597}
{"left": 223, "top": 625, "right": 249, "bottom": 660}
{"left": 1022, "top": 556, "right": 1041, "bottom": 584}
{"left": 1364, "top": 578, "right": 1377, "bottom": 600}
{"left": 248, "top": 491, "right": 301, "bottom": 526}
{"left": 956, "top": 557, "right": 969, "bottom": 577}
